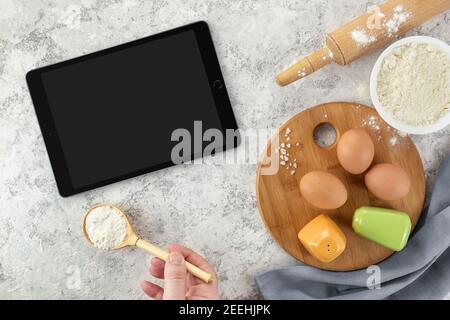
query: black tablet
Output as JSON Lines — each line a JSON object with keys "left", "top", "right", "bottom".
{"left": 26, "top": 21, "right": 238, "bottom": 197}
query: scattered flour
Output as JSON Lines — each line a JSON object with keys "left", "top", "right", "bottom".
{"left": 398, "top": 130, "right": 408, "bottom": 137}
{"left": 277, "top": 128, "right": 299, "bottom": 175}
{"left": 385, "top": 5, "right": 411, "bottom": 36}
{"left": 351, "top": 28, "right": 376, "bottom": 47}
{"left": 351, "top": 5, "right": 411, "bottom": 47}
{"left": 389, "top": 136, "right": 398, "bottom": 146}
{"left": 361, "top": 115, "right": 380, "bottom": 131}
{"left": 360, "top": 114, "right": 407, "bottom": 146}
{"left": 377, "top": 43, "right": 450, "bottom": 126}
{"left": 85, "top": 206, "right": 128, "bottom": 250}
{"left": 298, "top": 67, "right": 307, "bottom": 78}
{"left": 356, "top": 81, "right": 370, "bottom": 99}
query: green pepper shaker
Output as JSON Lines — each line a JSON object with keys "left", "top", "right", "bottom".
{"left": 352, "top": 206, "right": 412, "bottom": 251}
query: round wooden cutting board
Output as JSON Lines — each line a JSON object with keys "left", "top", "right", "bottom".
{"left": 256, "top": 102, "right": 425, "bottom": 271}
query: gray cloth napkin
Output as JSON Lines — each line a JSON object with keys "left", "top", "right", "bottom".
{"left": 256, "top": 154, "right": 450, "bottom": 300}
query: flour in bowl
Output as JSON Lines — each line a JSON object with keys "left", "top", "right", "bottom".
{"left": 377, "top": 42, "right": 450, "bottom": 126}
{"left": 85, "top": 206, "right": 128, "bottom": 250}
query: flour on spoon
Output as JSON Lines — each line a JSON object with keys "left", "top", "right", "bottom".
{"left": 85, "top": 206, "right": 128, "bottom": 250}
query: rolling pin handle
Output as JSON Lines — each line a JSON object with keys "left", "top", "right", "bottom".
{"left": 276, "top": 47, "right": 333, "bottom": 86}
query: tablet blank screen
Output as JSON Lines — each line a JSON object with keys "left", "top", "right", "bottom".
{"left": 40, "top": 30, "right": 222, "bottom": 188}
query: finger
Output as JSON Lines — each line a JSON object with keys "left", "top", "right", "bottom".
{"left": 168, "top": 244, "right": 215, "bottom": 273}
{"left": 185, "top": 271, "right": 198, "bottom": 287}
{"left": 141, "top": 280, "right": 163, "bottom": 300}
{"left": 149, "top": 257, "right": 165, "bottom": 279}
{"left": 186, "top": 284, "right": 220, "bottom": 300}
{"left": 187, "top": 296, "right": 210, "bottom": 300}
{"left": 168, "top": 244, "right": 217, "bottom": 280}
{"left": 163, "top": 251, "right": 187, "bottom": 300}
{"left": 151, "top": 257, "right": 165, "bottom": 268}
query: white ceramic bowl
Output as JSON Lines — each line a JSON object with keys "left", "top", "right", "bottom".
{"left": 370, "top": 36, "right": 450, "bottom": 135}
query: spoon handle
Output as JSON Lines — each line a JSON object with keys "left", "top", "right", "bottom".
{"left": 135, "top": 239, "right": 213, "bottom": 283}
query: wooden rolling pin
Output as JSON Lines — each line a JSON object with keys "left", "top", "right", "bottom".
{"left": 276, "top": 0, "right": 450, "bottom": 86}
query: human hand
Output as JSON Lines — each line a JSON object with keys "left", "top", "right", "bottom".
{"left": 141, "top": 244, "right": 220, "bottom": 300}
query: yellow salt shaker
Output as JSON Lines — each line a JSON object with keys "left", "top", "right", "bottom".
{"left": 298, "top": 214, "right": 347, "bottom": 263}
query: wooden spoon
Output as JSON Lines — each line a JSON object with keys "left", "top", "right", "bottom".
{"left": 82, "top": 204, "right": 213, "bottom": 283}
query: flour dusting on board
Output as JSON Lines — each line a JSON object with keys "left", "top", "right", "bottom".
{"left": 389, "top": 136, "right": 398, "bottom": 146}
{"left": 359, "top": 113, "right": 408, "bottom": 146}
{"left": 276, "top": 128, "right": 299, "bottom": 175}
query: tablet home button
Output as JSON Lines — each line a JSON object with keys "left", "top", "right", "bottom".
{"left": 213, "top": 80, "right": 223, "bottom": 89}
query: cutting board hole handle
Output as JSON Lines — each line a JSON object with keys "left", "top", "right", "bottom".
{"left": 313, "top": 122, "right": 338, "bottom": 148}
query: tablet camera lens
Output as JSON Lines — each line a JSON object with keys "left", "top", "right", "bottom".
{"left": 213, "top": 80, "right": 223, "bottom": 89}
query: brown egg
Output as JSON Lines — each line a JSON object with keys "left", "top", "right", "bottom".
{"left": 365, "top": 163, "right": 411, "bottom": 201}
{"left": 299, "top": 171, "right": 348, "bottom": 210}
{"left": 337, "top": 128, "right": 375, "bottom": 174}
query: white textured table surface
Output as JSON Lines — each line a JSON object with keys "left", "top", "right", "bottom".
{"left": 1, "top": 0, "right": 449, "bottom": 299}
